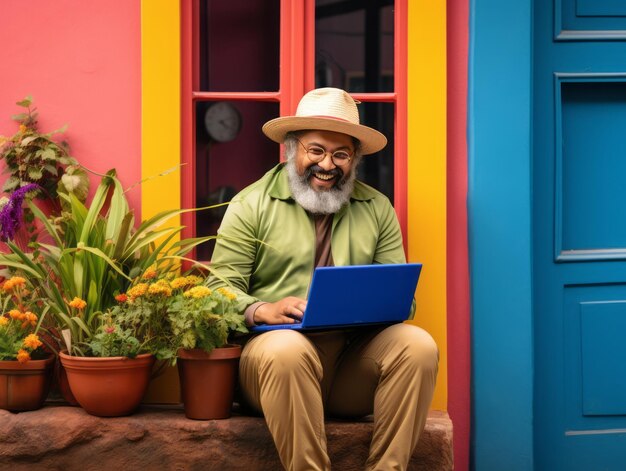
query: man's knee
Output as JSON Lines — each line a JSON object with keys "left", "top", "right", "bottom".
{"left": 388, "top": 323, "right": 439, "bottom": 372}
{"left": 244, "top": 330, "right": 322, "bottom": 379}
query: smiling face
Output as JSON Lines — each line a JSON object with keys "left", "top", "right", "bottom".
{"left": 294, "top": 130, "right": 357, "bottom": 191}
{"left": 285, "top": 130, "right": 361, "bottom": 215}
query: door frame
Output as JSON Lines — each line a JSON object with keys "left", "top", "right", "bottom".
{"left": 469, "top": 0, "right": 534, "bottom": 468}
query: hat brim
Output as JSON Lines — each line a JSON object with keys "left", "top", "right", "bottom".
{"left": 262, "top": 116, "right": 387, "bottom": 155}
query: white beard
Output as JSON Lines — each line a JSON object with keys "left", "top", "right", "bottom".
{"left": 286, "top": 158, "right": 356, "bottom": 215}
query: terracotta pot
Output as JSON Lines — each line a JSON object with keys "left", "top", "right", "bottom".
{"left": 0, "top": 355, "right": 55, "bottom": 412}
{"left": 59, "top": 352, "right": 155, "bottom": 417}
{"left": 177, "top": 345, "right": 241, "bottom": 420}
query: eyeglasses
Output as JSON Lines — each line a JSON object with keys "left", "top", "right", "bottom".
{"left": 296, "top": 139, "right": 353, "bottom": 167}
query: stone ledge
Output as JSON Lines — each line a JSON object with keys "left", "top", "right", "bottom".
{"left": 0, "top": 405, "right": 453, "bottom": 470}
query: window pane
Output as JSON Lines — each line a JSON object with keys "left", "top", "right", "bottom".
{"left": 356, "top": 102, "right": 394, "bottom": 202}
{"left": 200, "top": 0, "right": 280, "bottom": 92}
{"left": 315, "top": 0, "right": 394, "bottom": 93}
{"left": 195, "top": 101, "right": 280, "bottom": 260}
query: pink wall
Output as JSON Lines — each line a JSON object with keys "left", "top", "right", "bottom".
{"left": 0, "top": 0, "right": 141, "bottom": 218}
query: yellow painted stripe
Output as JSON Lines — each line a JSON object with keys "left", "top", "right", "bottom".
{"left": 141, "top": 0, "right": 182, "bottom": 403}
{"left": 141, "top": 0, "right": 181, "bottom": 221}
{"left": 407, "top": 1, "right": 447, "bottom": 410}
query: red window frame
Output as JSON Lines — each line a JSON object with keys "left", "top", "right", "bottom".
{"left": 181, "top": 0, "right": 408, "bottom": 251}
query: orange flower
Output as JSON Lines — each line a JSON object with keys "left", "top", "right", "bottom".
{"left": 23, "top": 334, "right": 43, "bottom": 350}
{"left": 0, "top": 316, "right": 8, "bottom": 326}
{"left": 3, "top": 276, "right": 26, "bottom": 292}
{"left": 142, "top": 265, "right": 158, "bottom": 280}
{"left": 25, "top": 311, "right": 37, "bottom": 326}
{"left": 127, "top": 283, "right": 148, "bottom": 300}
{"left": 115, "top": 293, "right": 128, "bottom": 303}
{"left": 68, "top": 297, "right": 87, "bottom": 309}
{"left": 147, "top": 279, "right": 172, "bottom": 297}
{"left": 16, "top": 349, "right": 30, "bottom": 363}
{"left": 9, "top": 309, "right": 24, "bottom": 320}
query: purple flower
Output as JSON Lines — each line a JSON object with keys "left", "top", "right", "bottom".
{"left": 0, "top": 183, "right": 40, "bottom": 241}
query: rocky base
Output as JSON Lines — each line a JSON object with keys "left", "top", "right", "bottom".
{"left": 0, "top": 405, "right": 452, "bottom": 470}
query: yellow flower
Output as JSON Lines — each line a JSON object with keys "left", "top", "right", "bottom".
{"left": 23, "top": 334, "right": 43, "bottom": 350}
{"left": 18, "top": 124, "right": 28, "bottom": 134}
{"left": 127, "top": 283, "right": 148, "bottom": 300}
{"left": 185, "top": 275, "right": 203, "bottom": 286}
{"left": 142, "top": 265, "right": 158, "bottom": 280}
{"left": 147, "top": 279, "right": 172, "bottom": 297}
{"left": 3, "top": 276, "right": 26, "bottom": 292}
{"left": 16, "top": 349, "right": 30, "bottom": 363}
{"left": 68, "top": 297, "right": 87, "bottom": 309}
{"left": 0, "top": 316, "right": 8, "bottom": 326}
{"left": 183, "top": 286, "right": 212, "bottom": 299}
{"left": 216, "top": 287, "right": 237, "bottom": 301}
{"left": 170, "top": 277, "right": 190, "bottom": 290}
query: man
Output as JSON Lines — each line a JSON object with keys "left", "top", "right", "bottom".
{"left": 209, "top": 88, "right": 438, "bottom": 471}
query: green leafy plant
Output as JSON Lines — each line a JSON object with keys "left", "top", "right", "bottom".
{"left": 88, "top": 314, "right": 142, "bottom": 358}
{"left": 167, "top": 284, "right": 247, "bottom": 360}
{"left": 0, "top": 96, "right": 88, "bottom": 199}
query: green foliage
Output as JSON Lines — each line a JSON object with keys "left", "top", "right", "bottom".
{"left": 0, "top": 96, "right": 88, "bottom": 201}
{"left": 167, "top": 286, "right": 247, "bottom": 357}
{"left": 88, "top": 318, "right": 142, "bottom": 358}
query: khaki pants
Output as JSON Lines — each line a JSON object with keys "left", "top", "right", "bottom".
{"left": 239, "top": 323, "right": 439, "bottom": 471}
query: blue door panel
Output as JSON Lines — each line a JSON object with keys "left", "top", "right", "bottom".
{"left": 560, "top": 81, "right": 626, "bottom": 254}
{"left": 557, "top": 0, "right": 626, "bottom": 39}
{"left": 580, "top": 301, "right": 626, "bottom": 416}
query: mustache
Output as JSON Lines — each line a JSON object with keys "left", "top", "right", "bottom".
{"left": 304, "top": 164, "right": 343, "bottom": 180}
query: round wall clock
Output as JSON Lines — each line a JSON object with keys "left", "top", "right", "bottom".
{"left": 204, "top": 102, "right": 242, "bottom": 143}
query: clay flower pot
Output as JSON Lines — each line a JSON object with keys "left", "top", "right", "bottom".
{"left": 177, "top": 344, "right": 241, "bottom": 420}
{"left": 0, "top": 354, "right": 55, "bottom": 412}
{"left": 59, "top": 352, "right": 155, "bottom": 417}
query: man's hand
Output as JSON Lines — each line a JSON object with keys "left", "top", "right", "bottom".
{"left": 254, "top": 297, "right": 307, "bottom": 325}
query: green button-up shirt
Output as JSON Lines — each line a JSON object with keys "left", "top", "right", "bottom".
{"left": 208, "top": 163, "right": 412, "bottom": 317}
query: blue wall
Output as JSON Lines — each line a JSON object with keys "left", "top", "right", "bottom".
{"left": 468, "top": 0, "right": 534, "bottom": 468}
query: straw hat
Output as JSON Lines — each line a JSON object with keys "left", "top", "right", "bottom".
{"left": 262, "top": 88, "right": 387, "bottom": 155}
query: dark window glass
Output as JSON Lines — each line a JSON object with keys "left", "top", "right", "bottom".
{"left": 315, "top": 0, "right": 394, "bottom": 93}
{"left": 200, "top": 0, "right": 280, "bottom": 92}
{"left": 195, "top": 101, "right": 280, "bottom": 260}
{"left": 356, "top": 102, "right": 394, "bottom": 202}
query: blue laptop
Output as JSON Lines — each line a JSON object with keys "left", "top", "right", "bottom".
{"left": 250, "top": 263, "right": 422, "bottom": 332}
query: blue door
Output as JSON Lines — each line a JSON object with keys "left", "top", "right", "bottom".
{"left": 534, "top": 1, "right": 626, "bottom": 469}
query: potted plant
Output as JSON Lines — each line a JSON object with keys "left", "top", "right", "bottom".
{"left": 0, "top": 169, "right": 217, "bottom": 416}
{"left": 0, "top": 275, "right": 54, "bottom": 412}
{"left": 168, "top": 284, "right": 247, "bottom": 420}
{"left": 112, "top": 271, "right": 248, "bottom": 419}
